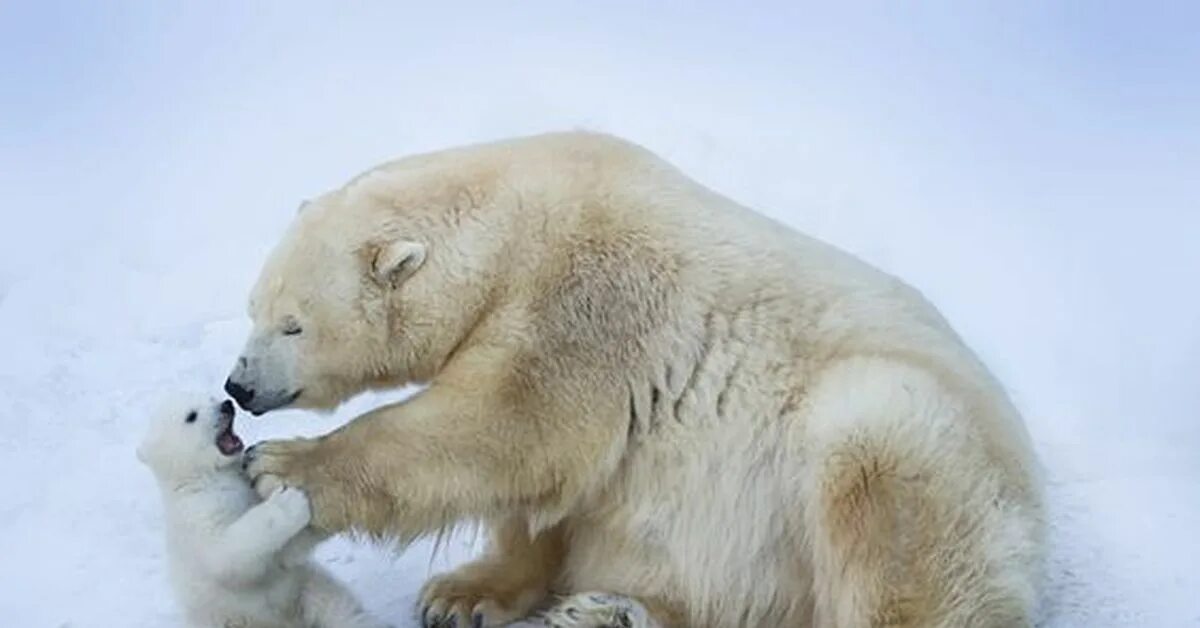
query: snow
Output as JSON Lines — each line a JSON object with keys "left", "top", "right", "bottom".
{"left": 1, "top": 3, "right": 1197, "bottom": 626}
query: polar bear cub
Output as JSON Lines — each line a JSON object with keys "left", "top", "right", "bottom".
{"left": 138, "top": 393, "right": 386, "bottom": 628}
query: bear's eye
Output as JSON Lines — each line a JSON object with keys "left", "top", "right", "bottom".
{"left": 185, "top": 411, "right": 197, "bottom": 424}
{"left": 281, "top": 316, "right": 302, "bottom": 336}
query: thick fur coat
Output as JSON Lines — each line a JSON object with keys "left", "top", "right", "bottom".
{"left": 226, "top": 132, "right": 1045, "bottom": 627}
{"left": 139, "top": 394, "right": 384, "bottom": 628}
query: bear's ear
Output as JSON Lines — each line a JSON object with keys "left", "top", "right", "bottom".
{"left": 135, "top": 443, "right": 150, "bottom": 466}
{"left": 371, "top": 240, "right": 427, "bottom": 288}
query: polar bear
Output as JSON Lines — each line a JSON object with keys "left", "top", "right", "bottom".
{"left": 227, "top": 131, "right": 1046, "bottom": 627}
{"left": 137, "top": 393, "right": 386, "bottom": 628}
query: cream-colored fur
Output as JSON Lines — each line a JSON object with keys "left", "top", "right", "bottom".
{"left": 228, "top": 132, "right": 1045, "bottom": 627}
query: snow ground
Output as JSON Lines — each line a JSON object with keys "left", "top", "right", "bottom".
{"left": 1, "top": 3, "right": 1198, "bottom": 626}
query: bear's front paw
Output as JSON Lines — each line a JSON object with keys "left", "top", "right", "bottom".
{"left": 418, "top": 561, "right": 547, "bottom": 628}
{"left": 244, "top": 438, "right": 316, "bottom": 499}
{"left": 265, "top": 485, "right": 312, "bottom": 527}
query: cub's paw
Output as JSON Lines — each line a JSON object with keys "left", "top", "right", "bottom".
{"left": 540, "top": 592, "right": 657, "bottom": 628}
{"left": 418, "top": 563, "right": 545, "bottom": 628}
{"left": 266, "top": 485, "right": 312, "bottom": 527}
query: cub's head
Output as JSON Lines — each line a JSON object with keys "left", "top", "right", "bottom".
{"left": 224, "top": 171, "right": 503, "bottom": 416}
{"left": 137, "top": 394, "right": 245, "bottom": 480}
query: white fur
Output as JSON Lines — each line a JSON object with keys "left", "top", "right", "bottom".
{"left": 229, "top": 132, "right": 1045, "bottom": 626}
{"left": 138, "top": 394, "right": 386, "bottom": 628}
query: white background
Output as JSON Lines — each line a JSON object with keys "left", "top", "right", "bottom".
{"left": 1, "top": 3, "right": 1197, "bottom": 626}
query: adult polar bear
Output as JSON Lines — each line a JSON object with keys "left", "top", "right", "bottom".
{"left": 227, "top": 132, "right": 1045, "bottom": 627}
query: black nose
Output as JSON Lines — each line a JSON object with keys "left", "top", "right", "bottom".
{"left": 224, "top": 378, "right": 255, "bottom": 405}
{"left": 219, "top": 399, "right": 234, "bottom": 416}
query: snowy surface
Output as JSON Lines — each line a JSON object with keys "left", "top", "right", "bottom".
{"left": 2, "top": 3, "right": 1198, "bottom": 626}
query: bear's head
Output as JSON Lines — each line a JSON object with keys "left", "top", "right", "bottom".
{"left": 225, "top": 171, "right": 504, "bottom": 415}
{"left": 137, "top": 393, "right": 245, "bottom": 480}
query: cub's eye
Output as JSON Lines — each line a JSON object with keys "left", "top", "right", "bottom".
{"left": 185, "top": 411, "right": 197, "bottom": 424}
{"left": 282, "top": 320, "right": 302, "bottom": 336}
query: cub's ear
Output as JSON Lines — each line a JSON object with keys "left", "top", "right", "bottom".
{"left": 135, "top": 443, "right": 150, "bottom": 466}
{"left": 370, "top": 240, "right": 427, "bottom": 288}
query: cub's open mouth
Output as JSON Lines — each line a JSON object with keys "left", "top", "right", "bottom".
{"left": 215, "top": 406, "right": 244, "bottom": 456}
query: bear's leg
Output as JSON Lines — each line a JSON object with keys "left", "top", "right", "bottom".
{"left": 802, "top": 361, "right": 1041, "bottom": 627}
{"left": 419, "top": 517, "right": 564, "bottom": 628}
{"left": 208, "top": 486, "right": 312, "bottom": 581}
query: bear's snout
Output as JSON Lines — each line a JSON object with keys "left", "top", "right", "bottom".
{"left": 224, "top": 378, "right": 255, "bottom": 407}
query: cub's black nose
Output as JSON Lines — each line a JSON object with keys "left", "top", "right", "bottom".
{"left": 224, "top": 378, "right": 255, "bottom": 405}
{"left": 219, "top": 399, "right": 234, "bottom": 416}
